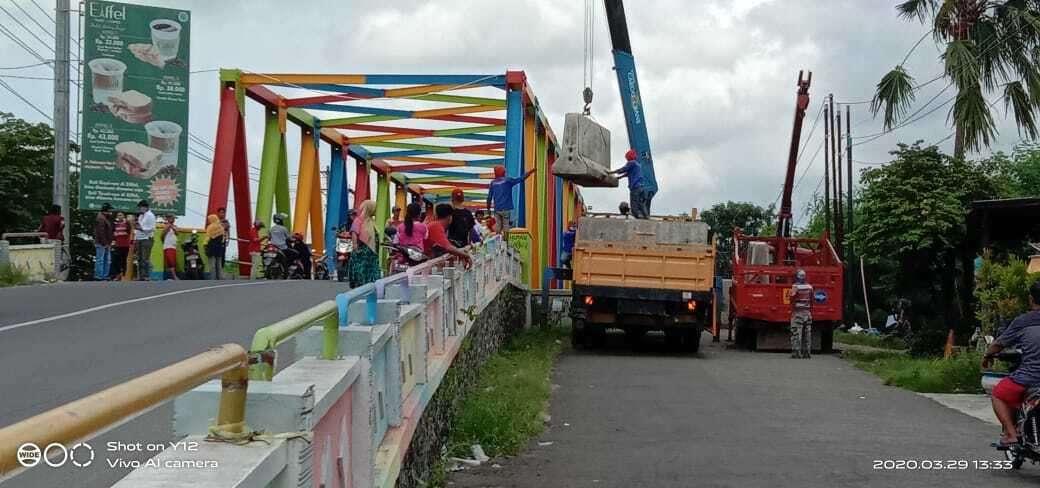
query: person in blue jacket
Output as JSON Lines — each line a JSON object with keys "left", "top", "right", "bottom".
{"left": 612, "top": 149, "right": 648, "bottom": 219}
{"left": 486, "top": 164, "right": 536, "bottom": 235}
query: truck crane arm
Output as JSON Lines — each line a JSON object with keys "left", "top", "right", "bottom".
{"left": 604, "top": 0, "right": 658, "bottom": 199}
{"left": 776, "top": 71, "right": 812, "bottom": 239}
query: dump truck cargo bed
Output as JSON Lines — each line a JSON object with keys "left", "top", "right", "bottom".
{"left": 569, "top": 216, "right": 716, "bottom": 352}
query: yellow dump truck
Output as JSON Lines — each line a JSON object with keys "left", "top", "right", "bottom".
{"left": 568, "top": 214, "right": 715, "bottom": 351}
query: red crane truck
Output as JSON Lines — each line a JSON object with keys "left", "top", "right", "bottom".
{"left": 730, "top": 71, "right": 843, "bottom": 352}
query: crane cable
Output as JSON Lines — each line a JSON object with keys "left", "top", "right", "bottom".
{"left": 582, "top": 0, "right": 595, "bottom": 114}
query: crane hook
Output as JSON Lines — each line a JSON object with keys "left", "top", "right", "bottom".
{"left": 582, "top": 87, "right": 594, "bottom": 115}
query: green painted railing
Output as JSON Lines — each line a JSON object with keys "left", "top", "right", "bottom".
{"left": 248, "top": 300, "right": 339, "bottom": 380}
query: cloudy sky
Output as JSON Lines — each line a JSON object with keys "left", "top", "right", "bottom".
{"left": 0, "top": 0, "right": 1031, "bottom": 230}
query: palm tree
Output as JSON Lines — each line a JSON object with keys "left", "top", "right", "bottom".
{"left": 872, "top": 0, "right": 1040, "bottom": 158}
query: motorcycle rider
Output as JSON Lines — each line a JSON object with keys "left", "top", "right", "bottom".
{"left": 982, "top": 279, "right": 1040, "bottom": 448}
{"left": 289, "top": 232, "right": 312, "bottom": 278}
{"left": 269, "top": 213, "right": 290, "bottom": 251}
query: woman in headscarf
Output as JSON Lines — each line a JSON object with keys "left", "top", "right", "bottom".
{"left": 205, "top": 213, "right": 226, "bottom": 280}
{"left": 347, "top": 200, "right": 381, "bottom": 286}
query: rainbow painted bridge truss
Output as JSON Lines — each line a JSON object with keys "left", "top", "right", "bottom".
{"left": 206, "top": 70, "right": 583, "bottom": 287}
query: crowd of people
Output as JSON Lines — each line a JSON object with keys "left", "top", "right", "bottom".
{"left": 61, "top": 159, "right": 610, "bottom": 283}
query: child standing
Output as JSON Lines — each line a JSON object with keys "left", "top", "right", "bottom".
{"left": 162, "top": 215, "right": 179, "bottom": 280}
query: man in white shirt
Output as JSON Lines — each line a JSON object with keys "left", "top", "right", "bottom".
{"left": 134, "top": 200, "right": 156, "bottom": 280}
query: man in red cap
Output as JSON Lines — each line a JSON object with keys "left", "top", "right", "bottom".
{"left": 447, "top": 188, "right": 477, "bottom": 248}
{"left": 486, "top": 164, "right": 536, "bottom": 235}
{"left": 612, "top": 149, "right": 648, "bottom": 219}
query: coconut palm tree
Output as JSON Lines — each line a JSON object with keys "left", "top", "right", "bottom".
{"left": 872, "top": 0, "right": 1040, "bottom": 158}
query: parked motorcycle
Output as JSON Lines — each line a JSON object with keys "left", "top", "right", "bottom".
{"left": 313, "top": 252, "right": 330, "bottom": 281}
{"left": 334, "top": 227, "right": 354, "bottom": 282}
{"left": 984, "top": 349, "right": 1040, "bottom": 469}
{"left": 182, "top": 231, "right": 203, "bottom": 280}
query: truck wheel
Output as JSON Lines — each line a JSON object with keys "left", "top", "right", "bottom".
{"left": 585, "top": 326, "right": 606, "bottom": 348}
{"left": 684, "top": 330, "right": 701, "bottom": 354}
{"left": 820, "top": 325, "right": 834, "bottom": 353}
{"left": 571, "top": 319, "right": 586, "bottom": 349}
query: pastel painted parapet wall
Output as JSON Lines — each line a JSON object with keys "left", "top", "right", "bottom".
{"left": 0, "top": 234, "right": 60, "bottom": 281}
{"left": 114, "top": 236, "right": 523, "bottom": 488}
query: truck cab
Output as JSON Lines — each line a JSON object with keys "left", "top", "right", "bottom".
{"left": 568, "top": 214, "right": 715, "bottom": 351}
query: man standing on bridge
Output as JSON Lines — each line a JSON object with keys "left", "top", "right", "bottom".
{"left": 487, "top": 165, "right": 535, "bottom": 236}
{"left": 612, "top": 150, "right": 648, "bottom": 219}
{"left": 788, "top": 269, "right": 813, "bottom": 359}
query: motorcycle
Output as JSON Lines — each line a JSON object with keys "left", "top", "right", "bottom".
{"left": 383, "top": 226, "right": 429, "bottom": 275}
{"left": 262, "top": 243, "right": 287, "bottom": 280}
{"left": 333, "top": 227, "right": 354, "bottom": 282}
{"left": 984, "top": 348, "right": 1040, "bottom": 469}
{"left": 313, "top": 252, "right": 330, "bottom": 281}
{"left": 182, "top": 231, "right": 203, "bottom": 280}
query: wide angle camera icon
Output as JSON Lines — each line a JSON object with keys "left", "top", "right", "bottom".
{"left": 17, "top": 442, "right": 94, "bottom": 468}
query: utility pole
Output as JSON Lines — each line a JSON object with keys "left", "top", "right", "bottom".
{"left": 846, "top": 104, "right": 855, "bottom": 325}
{"left": 835, "top": 105, "right": 844, "bottom": 259}
{"left": 828, "top": 95, "right": 838, "bottom": 244}
{"left": 53, "top": 0, "right": 71, "bottom": 267}
{"left": 823, "top": 104, "right": 830, "bottom": 236}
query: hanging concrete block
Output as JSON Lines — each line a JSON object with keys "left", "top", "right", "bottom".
{"left": 554, "top": 113, "right": 618, "bottom": 187}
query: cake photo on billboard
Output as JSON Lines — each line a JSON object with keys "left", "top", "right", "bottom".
{"left": 115, "top": 141, "right": 163, "bottom": 179}
{"left": 108, "top": 90, "right": 153, "bottom": 124}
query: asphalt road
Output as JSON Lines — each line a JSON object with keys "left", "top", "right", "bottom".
{"left": 451, "top": 333, "right": 1040, "bottom": 488}
{"left": 0, "top": 279, "right": 349, "bottom": 487}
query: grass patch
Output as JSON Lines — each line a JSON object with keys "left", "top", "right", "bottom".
{"left": 448, "top": 326, "right": 568, "bottom": 458}
{"left": 834, "top": 330, "right": 906, "bottom": 350}
{"left": 0, "top": 264, "right": 29, "bottom": 287}
{"left": 842, "top": 349, "right": 985, "bottom": 393}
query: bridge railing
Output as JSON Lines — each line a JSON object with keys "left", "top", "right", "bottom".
{"left": 0, "top": 343, "right": 249, "bottom": 478}
{"left": 124, "top": 234, "right": 523, "bottom": 488}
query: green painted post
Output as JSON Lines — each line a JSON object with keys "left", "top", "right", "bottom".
{"left": 536, "top": 129, "right": 548, "bottom": 286}
{"left": 321, "top": 313, "right": 338, "bottom": 360}
{"left": 256, "top": 111, "right": 280, "bottom": 229}
{"left": 275, "top": 133, "right": 291, "bottom": 229}
{"left": 375, "top": 171, "right": 391, "bottom": 269}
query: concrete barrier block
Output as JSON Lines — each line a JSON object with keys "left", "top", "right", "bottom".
{"left": 112, "top": 435, "right": 288, "bottom": 488}
{"left": 348, "top": 299, "right": 399, "bottom": 325}
{"left": 273, "top": 357, "right": 365, "bottom": 488}
{"left": 174, "top": 381, "right": 315, "bottom": 438}
{"left": 386, "top": 282, "right": 428, "bottom": 304}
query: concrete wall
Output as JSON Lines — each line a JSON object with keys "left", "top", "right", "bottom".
{"left": 0, "top": 239, "right": 59, "bottom": 281}
{"left": 397, "top": 285, "right": 526, "bottom": 487}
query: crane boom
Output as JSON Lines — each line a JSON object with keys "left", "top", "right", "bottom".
{"left": 777, "top": 71, "right": 812, "bottom": 238}
{"left": 603, "top": 0, "right": 657, "bottom": 198}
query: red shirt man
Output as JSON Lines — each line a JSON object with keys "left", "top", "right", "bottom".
{"left": 423, "top": 203, "right": 472, "bottom": 265}
{"left": 39, "top": 205, "right": 64, "bottom": 241}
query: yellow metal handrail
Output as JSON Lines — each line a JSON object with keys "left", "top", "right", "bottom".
{"left": 0, "top": 343, "right": 249, "bottom": 477}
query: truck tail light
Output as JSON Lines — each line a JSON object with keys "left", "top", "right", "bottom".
{"left": 584, "top": 296, "right": 594, "bottom": 306}
{"left": 687, "top": 300, "right": 697, "bottom": 311}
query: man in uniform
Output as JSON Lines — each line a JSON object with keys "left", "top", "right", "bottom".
{"left": 788, "top": 269, "right": 813, "bottom": 358}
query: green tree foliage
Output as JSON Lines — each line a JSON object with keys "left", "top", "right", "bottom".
{"left": 851, "top": 142, "right": 1001, "bottom": 345}
{"left": 701, "top": 201, "right": 775, "bottom": 277}
{"left": 873, "top": 1, "right": 1040, "bottom": 157}
{"left": 975, "top": 256, "right": 1040, "bottom": 332}
{"left": 0, "top": 112, "right": 54, "bottom": 235}
{"left": 0, "top": 112, "right": 95, "bottom": 280}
